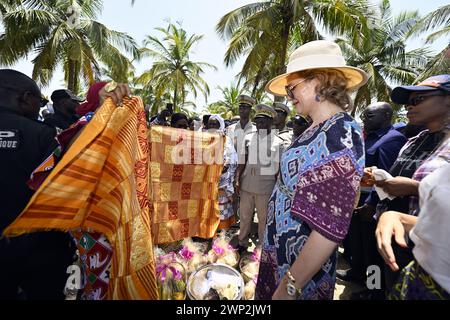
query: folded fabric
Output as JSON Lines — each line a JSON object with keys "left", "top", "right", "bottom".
{"left": 4, "top": 97, "right": 158, "bottom": 300}
{"left": 148, "top": 126, "right": 224, "bottom": 244}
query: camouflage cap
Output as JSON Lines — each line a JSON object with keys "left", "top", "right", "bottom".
{"left": 273, "top": 102, "right": 290, "bottom": 115}
{"left": 254, "top": 104, "right": 277, "bottom": 119}
{"left": 238, "top": 94, "right": 256, "bottom": 108}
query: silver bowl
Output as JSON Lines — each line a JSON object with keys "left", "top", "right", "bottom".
{"left": 186, "top": 263, "right": 244, "bottom": 300}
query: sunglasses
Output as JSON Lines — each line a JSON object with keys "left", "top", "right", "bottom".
{"left": 285, "top": 78, "right": 310, "bottom": 99}
{"left": 407, "top": 92, "right": 447, "bottom": 106}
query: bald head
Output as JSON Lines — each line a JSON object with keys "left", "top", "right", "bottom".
{"left": 362, "top": 102, "right": 394, "bottom": 133}
{"left": 0, "top": 69, "right": 42, "bottom": 119}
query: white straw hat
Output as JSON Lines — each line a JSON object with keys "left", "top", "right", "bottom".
{"left": 266, "top": 40, "right": 368, "bottom": 96}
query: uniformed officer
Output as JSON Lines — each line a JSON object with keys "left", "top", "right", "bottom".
{"left": 227, "top": 94, "right": 257, "bottom": 160}
{"left": 227, "top": 95, "right": 257, "bottom": 222}
{"left": 236, "top": 104, "right": 285, "bottom": 253}
{"left": 44, "top": 89, "right": 83, "bottom": 132}
{"left": 0, "top": 69, "right": 75, "bottom": 299}
{"left": 273, "top": 102, "right": 293, "bottom": 149}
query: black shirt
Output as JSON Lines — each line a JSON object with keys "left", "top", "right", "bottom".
{"left": 379, "top": 130, "right": 446, "bottom": 214}
{"left": 44, "top": 109, "right": 79, "bottom": 131}
{"left": 0, "top": 106, "right": 58, "bottom": 232}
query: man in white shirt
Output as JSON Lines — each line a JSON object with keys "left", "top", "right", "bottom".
{"left": 227, "top": 95, "right": 257, "bottom": 222}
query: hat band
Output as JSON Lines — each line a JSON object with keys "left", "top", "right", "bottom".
{"left": 287, "top": 54, "right": 347, "bottom": 74}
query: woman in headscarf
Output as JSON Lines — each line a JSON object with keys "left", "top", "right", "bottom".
{"left": 28, "top": 81, "right": 129, "bottom": 300}
{"left": 208, "top": 115, "right": 238, "bottom": 230}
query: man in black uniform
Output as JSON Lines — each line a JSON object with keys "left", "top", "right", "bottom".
{"left": 44, "top": 89, "right": 83, "bottom": 131}
{"left": 0, "top": 69, "right": 75, "bottom": 300}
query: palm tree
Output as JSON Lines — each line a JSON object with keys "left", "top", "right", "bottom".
{"left": 409, "top": 4, "right": 450, "bottom": 80}
{"left": 336, "top": 0, "right": 431, "bottom": 115}
{"left": 0, "top": 0, "right": 139, "bottom": 93}
{"left": 217, "top": 0, "right": 372, "bottom": 97}
{"left": 207, "top": 82, "right": 243, "bottom": 118}
{"left": 135, "top": 22, "right": 216, "bottom": 112}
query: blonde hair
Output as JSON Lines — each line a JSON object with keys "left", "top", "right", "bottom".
{"left": 294, "top": 69, "right": 354, "bottom": 112}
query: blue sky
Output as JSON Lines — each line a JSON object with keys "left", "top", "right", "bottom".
{"left": 8, "top": 0, "right": 449, "bottom": 113}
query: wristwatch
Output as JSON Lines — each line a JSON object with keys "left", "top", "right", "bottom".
{"left": 286, "top": 270, "right": 302, "bottom": 298}
{"left": 104, "top": 81, "right": 118, "bottom": 93}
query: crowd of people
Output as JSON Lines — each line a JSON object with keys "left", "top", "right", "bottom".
{"left": 0, "top": 40, "right": 449, "bottom": 300}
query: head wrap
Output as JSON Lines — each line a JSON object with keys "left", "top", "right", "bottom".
{"left": 76, "top": 82, "right": 108, "bottom": 116}
{"left": 209, "top": 114, "right": 225, "bottom": 134}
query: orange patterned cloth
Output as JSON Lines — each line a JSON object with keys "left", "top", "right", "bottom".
{"left": 4, "top": 97, "right": 158, "bottom": 300}
{"left": 148, "top": 126, "right": 224, "bottom": 244}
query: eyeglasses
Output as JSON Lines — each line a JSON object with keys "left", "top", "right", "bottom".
{"left": 285, "top": 78, "right": 310, "bottom": 99}
{"left": 407, "top": 93, "right": 446, "bottom": 106}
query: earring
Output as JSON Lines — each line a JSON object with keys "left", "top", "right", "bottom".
{"left": 315, "top": 94, "right": 321, "bottom": 102}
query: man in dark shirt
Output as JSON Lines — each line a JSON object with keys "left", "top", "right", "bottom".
{"left": 338, "top": 102, "right": 407, "bottom": 299}
{"left": 44, "top": 89, "right": 83, "bottom": 132}
{"left": 0, "top": 70, "right": 75, "bottom": 299}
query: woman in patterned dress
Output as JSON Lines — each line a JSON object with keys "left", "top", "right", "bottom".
{"left": 255, "top": 41, "right": 368, "bottom": 300}
{"left": 207, "top": 115, "right": 238, "bottom": 230}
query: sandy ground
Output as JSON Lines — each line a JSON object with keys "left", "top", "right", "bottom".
{"left": 334, "top": 248, "right": 365, "bottom": 300}
{"left": 226, "top": 222, "right": 364, "bottom": 300}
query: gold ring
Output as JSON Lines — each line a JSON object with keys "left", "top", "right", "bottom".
{"left": 105, "top": 81, "right": 118, "bottom": 93}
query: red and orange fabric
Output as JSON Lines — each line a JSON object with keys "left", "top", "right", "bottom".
{"left": 4, "top": 97, "right": 158, "bottom": 300}
{"left": 148, "top": 126, "right": 224, "bottom": 244}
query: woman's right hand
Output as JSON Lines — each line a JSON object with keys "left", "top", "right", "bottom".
{"left": 99, "top": 83, "right": 131, "bottom": 105}
{"left": 361, "top": 166, "right": 377, "bottom": 187}
{"left": 375, "top": 211, "right": 409, "bottom": 272}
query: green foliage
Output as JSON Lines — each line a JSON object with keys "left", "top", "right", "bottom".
{"left": 0, "top": 0, "right": 138, "bottom": 93}
{"left": 135, "top": 22, "right": 216, "bottom": 113}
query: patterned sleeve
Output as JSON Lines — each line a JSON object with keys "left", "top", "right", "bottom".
{"left": 291, "top": 121, "right": 364, "bottom": 243}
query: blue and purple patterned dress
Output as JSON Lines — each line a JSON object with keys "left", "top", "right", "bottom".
{"left": 255, "top": 112, "right": 365, "bottom": 300}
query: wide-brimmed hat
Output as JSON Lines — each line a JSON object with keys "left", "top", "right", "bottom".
{"left": 266, "top": 40, "right": 368, "bottom": 96}
{"left": 391, "top": 74, "right": 450, "bottom": 105}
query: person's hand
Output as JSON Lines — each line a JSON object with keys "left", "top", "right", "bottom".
{"left": 354, "top": 204, "right": 375, "bottom": 222}
{"left": 375, "top": 211, "right": 409, "bottom": 272}
{"left": 375, "top": 176, "right": 419, "bottom": 197}
{"left": 361, "top": 167, "right": 377, "bottom": 187}
{"left": 272, "top": 278, "right": 295, "bottom": 300}
{"left": 99, "top": 83, "right": 131, "bottom": 105}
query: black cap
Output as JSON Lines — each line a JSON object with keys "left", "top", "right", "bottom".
{"left": 51, "top": 89, "right": 84, "bottom": 103}
{"left": 391, "top": 75, "right": 450, "bottom": 104}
